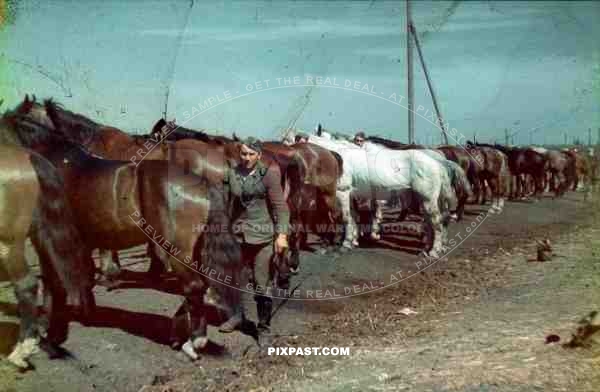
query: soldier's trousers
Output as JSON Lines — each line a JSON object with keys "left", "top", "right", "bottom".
{"left": 241, "top": 241, "right": 273, "bottom": 327}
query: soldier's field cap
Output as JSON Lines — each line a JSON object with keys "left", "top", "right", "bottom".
{"left": 241, "top": 136, "right": 263, "bottom": 153}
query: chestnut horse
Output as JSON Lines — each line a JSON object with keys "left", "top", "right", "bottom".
{"left": 150, "top": 118, "right": 233, "bottom": 145}
{"left": 0, "top": 142, "right": 94, "bottom": 368}
{"left": 260, "top": 141, "right": 342, "bottom": 268}
{"left": 27, "top": 98, "right": 239, "bottom": 278}
{"left": 5, "top": 106, "right": 254, "bottom": 360}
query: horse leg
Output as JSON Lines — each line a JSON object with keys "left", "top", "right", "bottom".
{"left": 180, "top": 297, "right": 208, "bottom": 361}
{"left": 2, "top": 240, "right": 41, "bottom": 369}
{"left": 421, "top": 199, "right": 443, "bottom": 258}
{"left": 30, "top": 231, "right": 70, "bottom": 351}
{"left": 337, "top": 189, "right": 357, "bottom": 249}
{"left": 147, "top": 242, "right": 168, "bottom": 279}
{"left": 479, "top": 179, "right": 487, "bottom": 205}
{"left": 369, "top": 199, "right": 383, "bottom": 241}
{"left": 98, "top": 248, "right": 121, "bottom": 279}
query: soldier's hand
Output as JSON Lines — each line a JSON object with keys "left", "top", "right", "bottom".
{"left": 275, "top": 233, "right": 288, "bottom": 254}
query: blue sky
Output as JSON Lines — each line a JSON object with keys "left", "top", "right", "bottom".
{"left": 1, "top": 0, "right": 599, "bottom": 145}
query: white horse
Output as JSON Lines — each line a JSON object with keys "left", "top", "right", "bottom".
{"left": 289, "top": 130, "right": 455, "bottom": 258}
{"left": 309, "top": 129, "right": 470, "bottom": 222}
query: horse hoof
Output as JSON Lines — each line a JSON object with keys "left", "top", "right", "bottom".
{"left": 423, "top": 250, "right": 440, "bottom": 260}
{"left": 341, "top": 241, "right": 353, "bottom": 249}
{"left": 181, "top": 341, "right": 200, "bottom": 361}
{"left": 290, "top": 266, "right": 300, "bottom": 275}
{"left": 7, "top": 338, "right": 39, "bottom": 370}
{"left": 449, "top": 213, "right": 458, "bottom": 222}
{"left": 339, "top": 246, "right": 351, "bottom": 254}
{"left": 370, "top": 233, "right": 381, "bottom": 241}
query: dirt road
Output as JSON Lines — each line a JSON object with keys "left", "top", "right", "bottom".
{"left": 1, "top": 192, "right": 599, "bottom": 391}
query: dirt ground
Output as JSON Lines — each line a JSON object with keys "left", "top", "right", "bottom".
{"left": 1, "top": 191, "right": 599, "bottom": 391}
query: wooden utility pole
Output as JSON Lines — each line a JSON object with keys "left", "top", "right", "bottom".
{"left": 162, "top": 87, "right": 169, "bottom": 120}
{"left": 588, "top": 128, "right": 592, "bottom": 146}
{"left": 505, "top": 128, "right": 509, "bottom": 145}
{"left": 406, "top": 0, "right": 415, "bottom": 144}
{"left": 410, "top": 23, "right": 449, "bottom": 144}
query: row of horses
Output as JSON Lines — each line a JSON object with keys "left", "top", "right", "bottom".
{"left": 1, "top": 95, "right": 596, "bottom": 368}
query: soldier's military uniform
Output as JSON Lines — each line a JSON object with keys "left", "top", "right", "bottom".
{"left": 223, "top": 158, "right": 290, "bottom": 330}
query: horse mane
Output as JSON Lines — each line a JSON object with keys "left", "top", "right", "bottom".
{"left": 152, "top": 118, "right": 233, "bottom": 144}
{"left": 43, "top": 98, "right": 100, "bottom": 144}
{"left": 331, "top": 151, "right": 344, "bottom": 178}
{"left": 470, "top": 141, "right": 514, "bottom": 155}
{"left": 2, "top": 104, "right": 95, "bottom": 166}
{"left": 367, "top": 135, "right": 424, "bottom": 150}
{"left": 151, "top": 118, "right": 167, "bottom": 136}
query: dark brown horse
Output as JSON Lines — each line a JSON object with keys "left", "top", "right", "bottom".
{"left": 473, "top": 143, "right": 547, "bottom": 200}
{"left": 6, "top": 104, "right": 254, "bottom": 359}
{"left": 0, "top": 141, "right": 94, "bottom": 368}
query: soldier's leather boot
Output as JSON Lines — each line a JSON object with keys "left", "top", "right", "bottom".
{"left": 257, "top": 297, "right": 273, "bottom": 332}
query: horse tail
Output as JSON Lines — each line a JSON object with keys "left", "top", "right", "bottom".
{"left": 331, "top": 151, "right": 344, "bottom": 179}
{"left": 439, "top": 166, "right": 458, "bottom": 214}
{"left": 201, "top": 179, "right": 242, "bottom": 313}
{"left": 451, "top": 161, "right": 473, "bottom": 200}
{"left": 28, "top": 151, "right": 95, "bottom": 311}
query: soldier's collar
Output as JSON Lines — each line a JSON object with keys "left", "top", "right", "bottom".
{"left": 236, "top": 160, "right": 266, "bottom": 177}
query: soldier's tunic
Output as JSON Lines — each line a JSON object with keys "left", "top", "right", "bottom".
{"left": 225, "top": 160, "right": 290, "bottom": 245}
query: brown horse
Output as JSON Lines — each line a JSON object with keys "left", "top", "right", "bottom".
{"left": 544, "top": 149, "right": 572, "bottom": 197}
{"left": 5, "top": 105, "right": 255, "bottom": 359}
{"left": 261, "top": 141, "right": 342, "bottom": 266}
{"left": 0, "top": 141, "right": 94, "bottom": 369}
{"left": 33, "top": 99, "right": 241, "bottom": 278}
{"left": 150, "top": 118, "right": 233, "bottom": 145}
{"left": 465, "top": 142, "right": 510, "bottom": 210}
{"left": 437, "top": 145, "right": 481, "bottom": 198}
{"left": 474, "top": 143, "right": 547, "bottom": 200}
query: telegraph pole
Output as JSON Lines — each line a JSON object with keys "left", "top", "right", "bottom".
{"left": 410, "top": 22, "right": 448, "bottom": 144}
{"left": 406, "top": 0, "right": 415, "bottom": 144}
{"left": 588, "top": 128, "right": 592, "bottom": 146}
{"left": 505, "top": 128, "right": 509, "bottom": 145}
